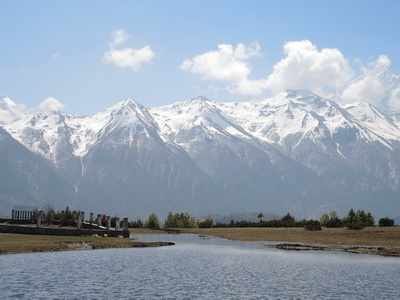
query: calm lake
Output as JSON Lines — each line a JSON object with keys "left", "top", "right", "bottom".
{"left": 1, "top": 234, "right": 399, "bottom": 299}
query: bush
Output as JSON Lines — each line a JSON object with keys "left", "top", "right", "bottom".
{"left": 129, "top": 219, "right": 144, "bottom": 228}
{"left": 198, "top": 217, "right": 213, "bottom": 228}
{"left": 378, "top": 217, "right": 395, "bottom": 227}
{"left": 281, "top": 213, "right": 296, "bottom": 227}
{"left": 145, "top": 213, "right": 161, "bottom": 229}
{"left": 320, "top": 211, "right": 343, "bottom": 228}
{"left": 164, "top": 212, "right": 197, "bottom": 228}
{"left": 304, "top": 220, "right": 322, "bottom": 231}
{"left": 343, "top": 209, "right": 375, "bottom": 230}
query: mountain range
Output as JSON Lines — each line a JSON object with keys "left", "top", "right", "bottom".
{"left": 1, "top": 75, "right": 400, "bottom": 220}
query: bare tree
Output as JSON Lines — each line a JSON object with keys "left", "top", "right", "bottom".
{"left": 42, "top": 204, "right": 55, "bottom": 225}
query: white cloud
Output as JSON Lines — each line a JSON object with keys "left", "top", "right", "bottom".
{"left": 340, "top": 55, "right": 392, "bottom": 106}
{"left": 230, "top": 78, "right": 268, "bottom": 95}
{"left": 104, "top": 46, "right": 155, "bottom": 71}
{"left": 103, "top": 29, "right": 155, "bottom": 71}
{"left": 388, "top": 87, "right": 400, "bottom": 112}
{"left": 365, "top": 54, "right": 391, "bottom": 72}
{"left": 0, "top": 110, "right": 20, "bottom": 124}
{"left": 0, "top": 97, "right": 29, "bottom": 124}
{"left": 266, "top": 40, "right": 354, "bottom": 97}
{"left": 180, "top": 43, "right": 266, "bottom": 95}
{"left": 180, "top": 40, "right": 355, "bottom": 98}
{"left": 39, "top": 97, "right": 66, "bottom": 112}
{"left": 109, "top": 29, "right": 129, "bottom": 48}
{"left": 180, "top": 40, "right": 399, "bottom": 112}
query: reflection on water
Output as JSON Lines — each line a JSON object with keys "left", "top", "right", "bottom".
{"left": 1, "top": 233, "right": 399, "bottom": 299}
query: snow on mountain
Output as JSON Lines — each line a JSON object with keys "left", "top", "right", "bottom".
{"left": 215, "top": 89, "right": 337, "bottom": 145}
{"left": 2, "top": 90, "right": 400, "bottom": 219}
{"left": 378, "top": 69, "right": 400, "bottom": 87}
{"left": 4, "top": 110, "right": 86, "bottom": 163}
{"left": 71, "top": 98, "right": 161, "bottom": 156}
{"left": 0, "top": 96, "right": 28, "bottom": 124}
{"left": 344, "top": 102, "right": 400, "bottom": 141}
{"left": 151, "top": 96, "right": 252, "bottom": 147}
{"left": 92, "top": 98, "right": 159, "bottom": 139}
{"left": 3, "top": 97, "right": 163, "bottom": 163}
{"left": 340, "top": 69, "right": 400, "bottom": 112}
{"left": 4, "top": 90, "right": 400, "bottom": 173}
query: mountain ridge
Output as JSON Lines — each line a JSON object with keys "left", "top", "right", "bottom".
{"left": 1, "top": 89, "right": 400, "bottom": 219}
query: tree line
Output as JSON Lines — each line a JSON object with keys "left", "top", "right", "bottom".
{"left": 129, "top": 209, "right": 396, "bottom": 231}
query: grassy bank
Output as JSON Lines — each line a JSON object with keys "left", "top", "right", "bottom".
{"left": 0, "top": 233, "right": 173, "bottom": 255}
{"left": 177, "top": 227, "right": 400, "bottom": 246}
{"left": 132, "top": 226, "right": 400, "bottom": 257}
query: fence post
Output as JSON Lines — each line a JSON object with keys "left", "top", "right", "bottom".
{"left": 106, "top": 216, "right": 111, "bottom": 230}
{"left": 123, "top": 217, "right": 128, "bottom": 231}
{"left": 115, "top": 217, "right": 120, "bottom": 230}
{"left": 36, "top": 211, "right": 42, "bottom": 228}
{"left": 77, "top": 214, "right": 83, "bottom": 230}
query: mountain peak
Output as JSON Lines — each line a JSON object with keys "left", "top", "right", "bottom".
{"left": 2, "top": 91, "right": 400, "bottom": 220}
{"left": 0, "top": 96, "right": 18, "bottom": 110}
{"left": 106, "top": 98, "right": 147, "bottom": 115}
{"left": 283, "top": 89, "right": 317, "bottom": 99}
{"left": 120, "top": 97, "right": 142, "bottom": 107}
{"left": 190, "top": 96, "right": 211, "bottom": 102}
{"left": 0, "top": 96, "right": 28, "bottom": 124}
{"left": 377, "top": 68, "right": 400, "bottom": 81}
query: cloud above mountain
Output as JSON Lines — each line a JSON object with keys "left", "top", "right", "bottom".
{"left": 180, "top": 42, "right": 267, "bottom": 95}
{"left": 181, "top": 40, "right": 399, "bottom": 112}
{"left": 0, "top": 97, "right": 28, "bottom": 124}
{"left": 339, "top": 55, "right": 394, "bottom": 107}
{"left": 39, "top": 97, "right": 66, "bottom": 112}
{"left": 388, "top": 87, "right": 400, "bottom": 112}
{"left": 103, "top": 29, "right": 155, "bottom": 71}
{"left": 266, "top": 40, "right": 354, "bottom": 97}
{"left": 181, "top": 40, "right": 355, "bottom": 97}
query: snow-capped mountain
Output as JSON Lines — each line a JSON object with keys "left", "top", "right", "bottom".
{"left": 1, "top": 90, "right": 400, "bottom": 219}
{"left": 340, "top": 69, "right": 400, "bottom": 112}
{"left": 0, "top": 96, "right": 28, "bottom": 125}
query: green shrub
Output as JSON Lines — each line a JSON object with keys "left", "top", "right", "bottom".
{"left": 304, "top": 220, "right": 322, "bottom": 231}
{"left": 320, "top": 211, "right": 343, "bottom": 228}
{"left": 145, "top": 213, "right": 161, "bottom": 229}
{"left": 343, "top": 209, "right": 375, "bottom": 230}
{"left": 129, "top": 219, "right": 144, "bottom": 228}
{"left": 378, "top": 217, "right": 395, "bottom": 227}
{"left": 198, "top": 217, "right": 213, "bottom": 228}
{"left": 164, "top": 212, "right": 197, "bottom": 228}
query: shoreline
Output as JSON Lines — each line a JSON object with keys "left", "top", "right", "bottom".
{"left": 265, "top": 243, "right": 400, "bottom": 257}
{"left": 136, "top": 227, "right": 400, "bottom": 257}
{"left": 0, "top": 233, "right": 174, "bottom": 255}
{"left": 2, "top": 226, "right": 400, "bottom": 257}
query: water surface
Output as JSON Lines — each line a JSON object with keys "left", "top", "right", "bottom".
{"left": 1, "top": 234, "right": 399, "bottom": 299}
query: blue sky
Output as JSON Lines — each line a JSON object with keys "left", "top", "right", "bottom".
{"left": 1, "top": 0, "right": 399, "bottom": 115}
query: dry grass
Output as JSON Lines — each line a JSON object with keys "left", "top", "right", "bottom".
{"left": 0, "top": 233, "right": 172, "bottom": 255}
